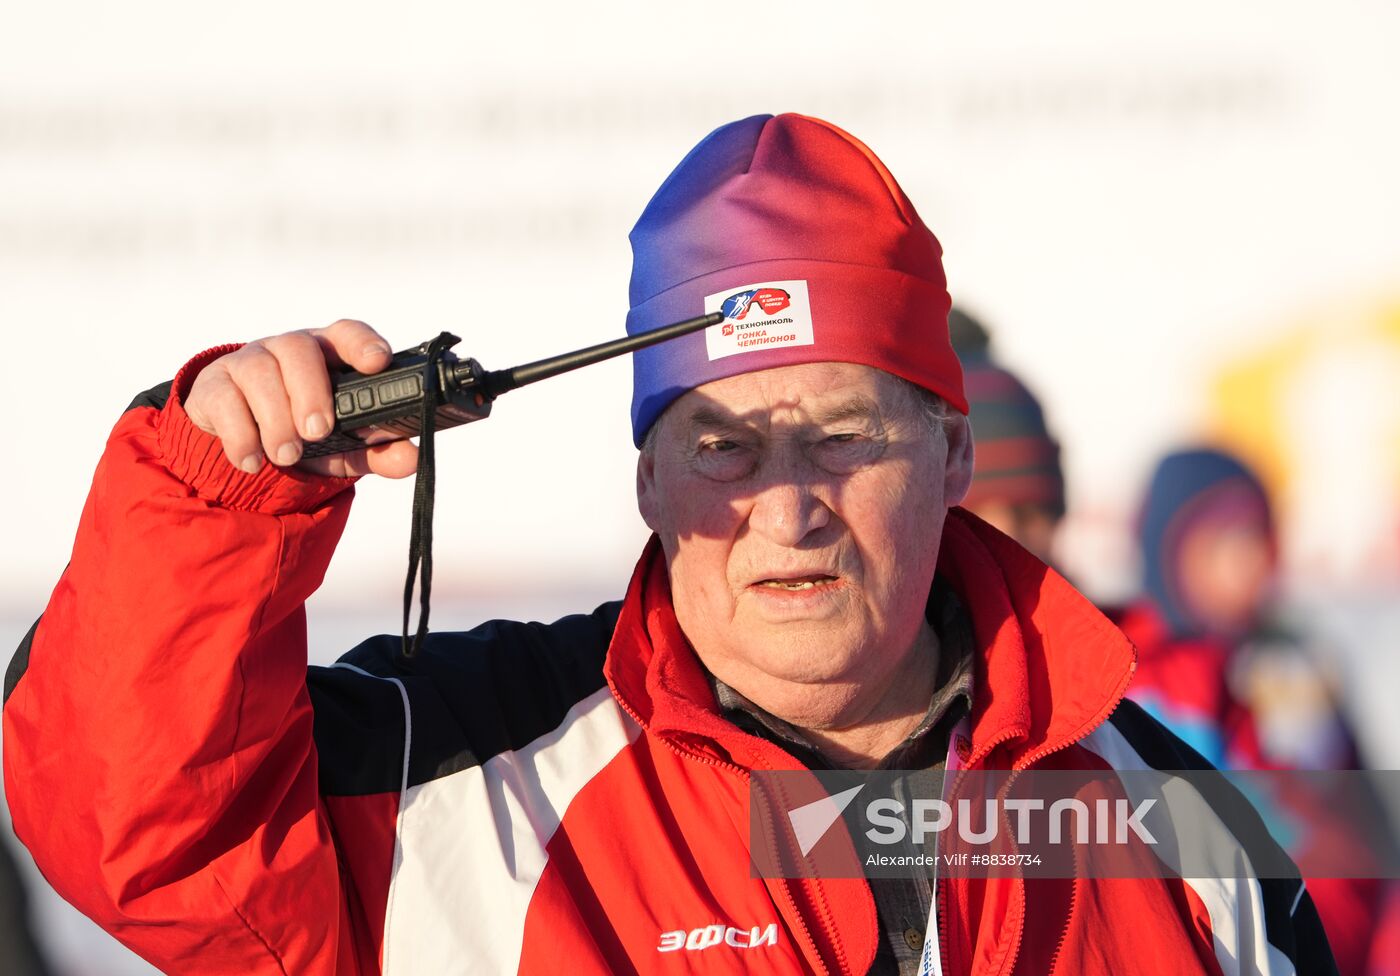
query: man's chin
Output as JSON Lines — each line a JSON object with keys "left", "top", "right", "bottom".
{"left": 724, "top": 627, "right": 870, "bottom": 687}
{"left": 719, "top": 657, "right": 868, "bottom": 728}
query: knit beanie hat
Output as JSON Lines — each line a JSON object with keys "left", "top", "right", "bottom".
{"left": 958, "top": 349, "right": 1066, "bottom": 518}
{"left": 947, "top": 306, "right": 992, "bottom": 359}
{"left": 1137, "top": 447, "right": 1275, "bottom": 637}
{"left": 626, "top": 113, "right": 966, "bottom": 446}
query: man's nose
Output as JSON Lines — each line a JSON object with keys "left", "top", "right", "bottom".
{"left": 747, "top": 475, "right": 832, "bottom": 548}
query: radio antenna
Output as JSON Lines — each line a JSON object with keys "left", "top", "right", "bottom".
{"left": 468, "top": 312, "right": 722, "bottom": 398}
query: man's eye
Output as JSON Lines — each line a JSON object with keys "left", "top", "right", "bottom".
{"left": 702, "top": 439, "right": 740, "bottom": 453}
{"left": 811, "top": 431, "right": 883, "bottom": 473}
{"left": 692, "top": 438, "right": 756, "bottom": 482}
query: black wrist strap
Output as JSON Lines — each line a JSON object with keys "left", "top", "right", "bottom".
{"left": 401, "top": 332, "right": 455, "bottom": 659}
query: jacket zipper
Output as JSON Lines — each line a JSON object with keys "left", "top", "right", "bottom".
{"left": 754, "top": 767, "right": 837, "bottom": 976}
{"left": 937, "top": 726, "right": 1019, "bottom": 976}
{"left": 990, "top": 701, "right": 1128, "bottom": 976}
{"left": 609, "top": 695, "right": 831, "bottom": 975}
{"left": 1041, "top": 827, "right": 1080, "bottom": 975}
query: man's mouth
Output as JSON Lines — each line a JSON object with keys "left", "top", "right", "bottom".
{"left": 755, "top": 575, "right": 839, "bottom": 591}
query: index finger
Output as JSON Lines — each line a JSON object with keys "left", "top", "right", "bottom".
{"left": 308, "top": 319, "right": 394, "bottom": 375}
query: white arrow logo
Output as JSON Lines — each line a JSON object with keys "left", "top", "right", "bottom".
{"left": 787, "top": 784, "right": 865, "bottom": 856}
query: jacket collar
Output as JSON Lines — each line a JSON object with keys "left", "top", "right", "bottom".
{"left": 604, "top": 507, "right": 1137, "bottom": 770}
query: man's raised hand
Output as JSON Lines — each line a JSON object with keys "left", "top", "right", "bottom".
{"left": 183, "top": 319, "right": 419, "bottom": 480}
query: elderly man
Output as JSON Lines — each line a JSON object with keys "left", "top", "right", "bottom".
{"left": 4, "top": 115, "right": 1333, "bottom": 974}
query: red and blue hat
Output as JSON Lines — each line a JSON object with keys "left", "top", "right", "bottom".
{"left": 627, "top": 113, "right": 966, "bottom": 445}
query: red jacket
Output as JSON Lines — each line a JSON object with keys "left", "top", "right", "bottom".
{"left": 1115, "top": 602, "right": 1267, "bottom": 771}
{"left": 3, "top": 350, "right": 1335, "bottom": 975}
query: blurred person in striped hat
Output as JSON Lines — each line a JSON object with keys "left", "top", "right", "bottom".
{"left": 949, "top": 308, "right": 1066, "bottom": 567}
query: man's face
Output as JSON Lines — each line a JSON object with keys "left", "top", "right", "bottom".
{"left": 636, "top": 362, "right": 973, "bottom": 723}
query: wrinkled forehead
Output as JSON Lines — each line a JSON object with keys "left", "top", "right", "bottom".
{"left": 657, "top": 362, "right": 910, "bottom": 438}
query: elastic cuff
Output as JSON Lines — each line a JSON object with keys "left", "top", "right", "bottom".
{"left": 155, "top": 344, "right": 360, "bottom": 515}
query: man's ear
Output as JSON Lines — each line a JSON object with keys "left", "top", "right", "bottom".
{"left": 636, "top": 445, "right": 660, "bottom": 531}
{"left": 943, "top": 413, "right": 975, "bottom": 507}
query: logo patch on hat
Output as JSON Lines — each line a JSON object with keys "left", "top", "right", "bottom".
{"left": 704, "top": 279, "right": 814, "bottom": 361}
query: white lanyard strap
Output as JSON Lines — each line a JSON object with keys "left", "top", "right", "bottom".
{"left": 916, "top": 714, "right": 970, "bottom": 976}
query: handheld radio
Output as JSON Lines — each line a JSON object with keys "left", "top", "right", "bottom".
{"left": 303, "top": 312, "right": 721, "bottom": 458}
